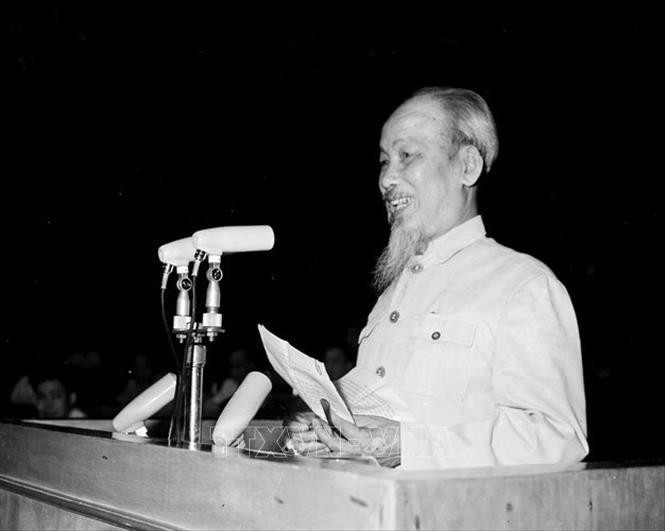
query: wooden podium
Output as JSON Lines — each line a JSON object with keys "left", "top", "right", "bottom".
{"left": 1, "top": 419, "right": 663, "bottom": 530}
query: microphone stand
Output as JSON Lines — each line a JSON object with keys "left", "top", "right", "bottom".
{"left": 173, "top": 255, "right": 223, "bottom": 447}
{"left": 183, "top": 336, "right": 207, "bottom": 445}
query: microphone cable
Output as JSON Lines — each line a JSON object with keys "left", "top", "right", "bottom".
{"left": 159, "top": 265, "right": 184, "bottom": 444}
{"left": 162, "top": 286, "right": 184, "bottom": 444}
{"left": 170, "top": 274, "right": 199, "bottom": 444}
{"left": 160, "top": 288, "right": 182, "bottom": 373}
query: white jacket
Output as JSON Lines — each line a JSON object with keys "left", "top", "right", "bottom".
{"left": 357, "top": 216, "right": 588, "bottom": 469}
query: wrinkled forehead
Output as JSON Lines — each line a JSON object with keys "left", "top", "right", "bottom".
{"left": 380, "top": 97, "right": 449, "bottom": 146}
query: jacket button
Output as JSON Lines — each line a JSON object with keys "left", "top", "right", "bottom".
{"left": 389, "top": 311, "right": 400, "bottom": 323}
{"left": 431, "top": 331, "right": 441, "bottom": 340}
{"left": 376, "top": 366, "right": 386, "bottom": 377}
{"left": 410, "top": 263, "right": 423, "bottom": 273}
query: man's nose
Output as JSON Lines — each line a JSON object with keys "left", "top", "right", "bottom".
{"left": 379, "top": 162, "right": 400, "bottom": 194}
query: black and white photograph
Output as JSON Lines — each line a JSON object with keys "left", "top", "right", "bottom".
{"left": 0, "top": 7, "right": 662, "bottom": 530}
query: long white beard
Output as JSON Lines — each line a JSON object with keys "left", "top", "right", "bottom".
{"left": 373, "top": 222, "right": 427, "bottom": 294}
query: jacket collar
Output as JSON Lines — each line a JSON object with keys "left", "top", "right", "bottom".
{"left": 417, "top": 215, "right": 486, "bottom": 268}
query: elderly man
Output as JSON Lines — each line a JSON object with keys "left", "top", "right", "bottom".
{"left": 289, "top": 87, "right": 588, "bottom": 469}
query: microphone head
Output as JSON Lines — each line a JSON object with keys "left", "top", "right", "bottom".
{"left": 212, "top": 371, "right": 272, "bottom": 446}
{"left": 112, "top": 373, "right": 177, "bottom": 433}
{"left": 158, "top": 237, "right": 196, "bottom": 267}
{"left": 192, "top": 225, "right": 275, "bottom": 255}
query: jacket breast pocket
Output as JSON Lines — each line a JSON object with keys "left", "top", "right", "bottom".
{"left": 402, "top": 314, "right": 477, "bottom": 397}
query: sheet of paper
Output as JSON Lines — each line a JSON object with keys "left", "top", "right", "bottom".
{"left": 256, "top": 324, "right": 295, "bottom": 388}
{"left": 335, "top": 366, "right": 415, "bottom": 423}
{"left": 257, "top": 325, "right": 354, "bottom": 423}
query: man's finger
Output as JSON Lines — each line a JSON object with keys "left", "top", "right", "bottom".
{"left": 288, "top": 439, "right": 329, "bottom": 454}
{"left": 299, "top": 443, "right": 332, "bottom": 457}
{"left": 312, "top": 418, "right": 360, "bottom": 456}
{"left": 293, "top": 412, "right": 316, "bottom": 424}
{"left": 285, "top": 420, "right": 312, "bottom": 433}
{"left": 312, "top": 420, "right": 343, "bottom": 452}
{"left": 288, "top": 429, "right": 319, "bottom": 443}
{"left": 328, "top": 409, "right": 362, "bottom": 441}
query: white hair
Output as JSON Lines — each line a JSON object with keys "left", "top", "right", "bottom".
{"left": 412, "top": 87, "right": 499, "bottom": 172}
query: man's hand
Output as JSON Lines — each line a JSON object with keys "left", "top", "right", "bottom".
{"left": 313, "top": 411, "right": 401, "bottom": 467}
{"left": 284, "top": 411, "right": 332, "bottom": 456}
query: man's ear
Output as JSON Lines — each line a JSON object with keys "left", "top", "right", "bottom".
{"left": 459, "top": 145, "right": 484, "bottom": 187}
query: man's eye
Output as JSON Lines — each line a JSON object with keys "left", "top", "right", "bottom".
{"left": 379, "top": 159, "right": 389, "bottom": 168}
{"left": 400, "top": 151, "right": 413, "bottom": 161}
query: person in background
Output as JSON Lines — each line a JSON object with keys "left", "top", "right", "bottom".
{"left": 324, "top": 346, "right": 353, "bottom": 381}
{"left": 7, "top": 351, "right": 45, "bottom": 417}
{"left": 64, "top": 348, "right": 118, "bottom": 417}
{"left": 9, "top": 374, "right": 37, "bottom": 417}
{"left": 30, "top": 367, "right": 86, "bottom": 419}
{"left": 116, "top": 353, "right": 156, "bottom": 408}
{"left": 203, "top": 348, "right": 256, "bottom": 417}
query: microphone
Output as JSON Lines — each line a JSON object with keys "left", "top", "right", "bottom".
{"left": 192, "top": 226, "right": 274, "bottom": 340}
{"left": 192, "top": 225, "right": 275, "bottom": 255}
{"left": 158, "top": 237, "right": 196, "bottom": 267}
{"left": 158, "top": 237, "right": 196, "bottom": 333}
{"left": 201, "top": 254, "right": 223, "bottom": 339}
{"left": 212, "top": 371, "right": 272, "bottom": 446}
{"left": 112, "top": 373, "right": 177, "bottom": 434}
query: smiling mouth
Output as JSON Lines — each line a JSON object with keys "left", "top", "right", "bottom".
{"left": 385, "top": 196, "right": 413, "bottom": 216}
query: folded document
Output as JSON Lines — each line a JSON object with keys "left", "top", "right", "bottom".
{"left": 257, "top": 325, "right": 414, "bottom": 423}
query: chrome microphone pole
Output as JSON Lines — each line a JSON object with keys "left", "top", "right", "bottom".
{"left": 179, "top": 253, "right": 223, "bottom": 446}
{"left": 183, "top": 340, "right": 207, "bottom": 444}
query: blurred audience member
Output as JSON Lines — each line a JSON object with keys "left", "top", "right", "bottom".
{"left": 30, "top": 367, "right": 86, "bottom": 419}
{"left": 324, "top": 345, "right": 353, "bottom": 381}
{"left": 64, "top": 347, "right": 119, "bottom": 417}
{"left": 9, "top": 374, "right": 37, "bottom": 413}
{"left": 203, "top": 348, "right": 255, "bottom": 417}
{"left": 7, "top": 352, "right": 47, "bottom": 417}
{"left": 116, "top": 353, "right": 156, "bottom": 408}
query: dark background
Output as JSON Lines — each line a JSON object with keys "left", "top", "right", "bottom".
{"left": 1, "top": 8, "right": 661, "bottom": 461}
